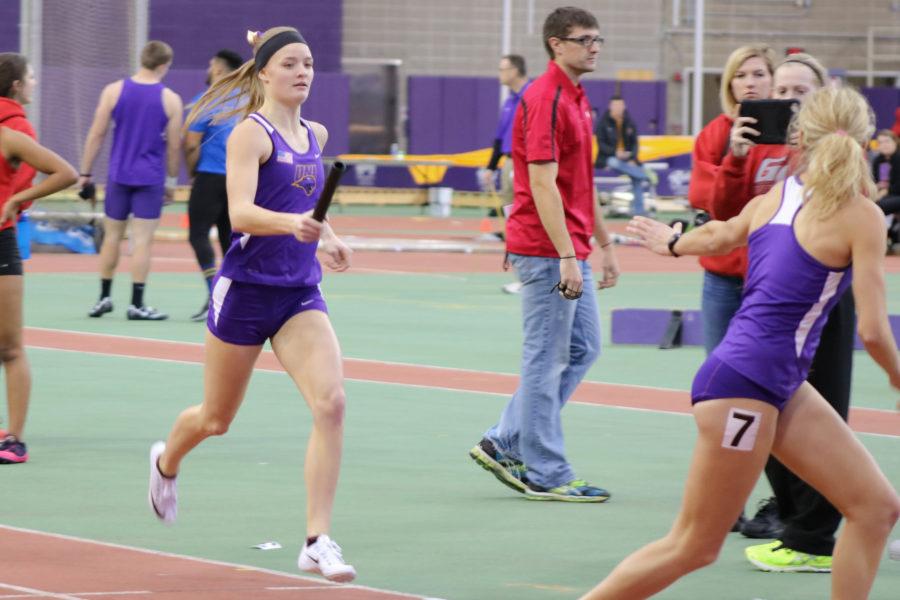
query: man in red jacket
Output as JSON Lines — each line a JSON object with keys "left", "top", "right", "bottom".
{"left": 470, "top": 6, "right": 619, "bottom": 502}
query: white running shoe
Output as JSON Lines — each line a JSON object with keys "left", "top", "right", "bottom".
{"left": 297, "top": 534, "right": 356, "bottom": 582}
{"left": 148, "top": 441, "right": 177, "bottom": 524}
{"left": 889, "top": 539, "right": 900, "bottom": 561}
{"left": 502, "top": 281, "right": 523, "bottom": 294}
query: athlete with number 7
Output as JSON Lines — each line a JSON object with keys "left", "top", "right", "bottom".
{"left": 147, "top": 26, "right": 357, "bottom": 582}
{"left": 581, "top": 87, "right": 900, "bottom": 599}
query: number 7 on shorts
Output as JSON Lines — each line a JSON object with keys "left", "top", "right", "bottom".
{"left": 722, "top": 408, "right": 762, "bottom": 451}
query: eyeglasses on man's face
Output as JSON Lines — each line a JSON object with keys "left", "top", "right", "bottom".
{"left": 558, "top": 35, "right": 604, "bottom": 48}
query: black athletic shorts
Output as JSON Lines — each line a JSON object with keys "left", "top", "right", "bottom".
{"left": 0, "top": 227, "right": 23, "bottom": 276}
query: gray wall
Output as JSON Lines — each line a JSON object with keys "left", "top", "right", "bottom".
{"left": 661, "top": 0, "right": 900, "bottom": 131}
{"left": 343, "top": 0, "right": 662, "bottom": 78}
{"left": 343, "top": 0, "right": 900, "bottom": 134}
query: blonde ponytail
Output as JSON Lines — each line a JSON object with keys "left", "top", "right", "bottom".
{"left": 793, "top": 87, "right": 877, "bottom": 218}
{"left": 185, "top": 26, "right": 302, "bottom": 127}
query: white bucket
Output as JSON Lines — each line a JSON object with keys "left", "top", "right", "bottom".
{"left": 428, "top": 187, "right": 453, "bottom": 217}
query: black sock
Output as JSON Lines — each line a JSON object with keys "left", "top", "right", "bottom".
{"left": 100, "top": 278, "right": 112, "bottom": 299}
{"left": 132, "top": 283, "right": 145, "bottom": 308}
{"left": 306, "top": 535, "right": 319, "bottom": 547}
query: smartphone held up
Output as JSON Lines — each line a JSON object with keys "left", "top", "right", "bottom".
{"left": 739, "top": 99, "right": 800, "bottom": 145}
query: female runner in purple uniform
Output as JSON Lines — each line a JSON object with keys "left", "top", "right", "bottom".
{"left": 147, "top": 27, "right": 356, "bottom": 582}
{"left": 581, "top": 87, "right": 900, "bottom": 599}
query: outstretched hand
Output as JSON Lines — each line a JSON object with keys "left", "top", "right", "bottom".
{"left": 626, "top": 217, "right": 682, "bottom": 256}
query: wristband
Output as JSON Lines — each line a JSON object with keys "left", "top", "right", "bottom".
{"left": 165, "top": 175, "right": 178, "bottom": 189}
{"left": 559, "top": 255, "right": 577, "bottom": 260}
{"left": 600, "top": 241, "right": 612, "bottom": 249}
{"left": 667, "top": 232, "right": 682, "bottom": 257}
{"left": 80, "top": 173, "right": 92, "bottom": 177}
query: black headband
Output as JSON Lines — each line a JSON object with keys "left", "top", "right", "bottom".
{"left": 255, "top": 30, "right": 307, "bottom": 70}
{"left": 780, "top": 58, "right": 826, "bottom": 86}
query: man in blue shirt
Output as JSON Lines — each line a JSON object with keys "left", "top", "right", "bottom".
{"left": 483, "top": 54, "right": 530, "bottom": 195}
{"left": 183, "top": 49, "right": 243, "bottom": 321}
{"left": 485, "top": 54, "right": 530, "bottom": 293}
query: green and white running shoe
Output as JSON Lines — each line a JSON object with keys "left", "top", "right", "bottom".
{"left": 745, "top": 541, "right": 832, "bottom": 573}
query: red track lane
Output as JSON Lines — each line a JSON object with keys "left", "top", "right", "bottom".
{"left": 19, "top": 241, "right": 721, "bottom": 274}
{"left": 0, "top": 526, "right": 425, "bottom": 600}
{"left": 23, "top": 328, "right": 900, "bottom": 437}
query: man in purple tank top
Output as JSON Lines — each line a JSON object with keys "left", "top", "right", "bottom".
{"left": 79, "top": 41, "right": 183, "bottom": 320}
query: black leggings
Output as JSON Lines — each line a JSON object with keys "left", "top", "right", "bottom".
{"left": 188, "top": 172, "right": 231, "bottom": 270}
{"left": 763, "top": 289, "right": 855, "bottom": 556}
{"left": 877, "top": 195, "right": 900, "bottom": 215}
{"left": 0, "top": 227, "right": 23, "bottom": 276}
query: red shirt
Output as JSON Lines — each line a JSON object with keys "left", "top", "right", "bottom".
{"left": 506, "top": 61, "right": 595, "bottom": 259}
{"left": 688, "top": 113, "right": 791, "bottom": 277}
{"left": 0, "top": 97, "right": 37, "bottom": 231}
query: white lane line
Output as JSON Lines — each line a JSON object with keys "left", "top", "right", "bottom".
{"left": 0, "top": 525, "right": 428, "bottom": 600}
{"left": 0, "top": 583, "right": 84, "bottom": 600}
{"left": 69, "top": 593, "right": 150, "bottom": 597}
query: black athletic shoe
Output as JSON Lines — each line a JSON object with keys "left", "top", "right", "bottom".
{"left": 127, "top": 305, "right": 169, "bottom": 321}
{"left": 88, "top": 297, "right": 113, "bottom": 318}
{"left": 190, "top": 299, "right": 209, "bottom": 322}
{"left": 731, "top": 511, "right": 748, "bottom": 532}
{"left": 741, "top": 497, "right": 784, "bottom": 539}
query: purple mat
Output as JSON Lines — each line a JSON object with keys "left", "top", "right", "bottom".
{"left": 611, "top": 308, "right": 898, "bottom": 350}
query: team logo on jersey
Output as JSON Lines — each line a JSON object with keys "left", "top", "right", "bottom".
{"left": 293, "top": 164, "right": 318, "bottom": 196}
{"left": 276, "top": 150, "right": 294, "bottom": 164}
{"left": 755, "top": 157, "right": 788, "bottom": 185}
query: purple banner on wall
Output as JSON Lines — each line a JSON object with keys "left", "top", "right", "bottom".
{"left": 0, "top": 2, "right": 19, "bottom": 52}
{"left": 408, "top": 75, "right": 667, "bottom": 154}
{"left": 862, "top": 87, "right": 900, "bottom": 132}
{"left": 149, "top": 0, "right": 342, "bottom": 72}
{"left": 407, "top": 76, "right": 499, "bottom": 155}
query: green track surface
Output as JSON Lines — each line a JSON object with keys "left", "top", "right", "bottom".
{"left": 22, "top": 270, "right": 900, "bottom": 410}
{"left": 6, "top": 267, "right": 900, "bottom": 599}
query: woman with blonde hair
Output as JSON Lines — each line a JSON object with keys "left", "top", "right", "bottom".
{"left": 148, "top": 26, "right": 356, "bottom": 582}
{"left": 582, "top": 86, "right": 900, "bottom": 600}
{"left": 688, "top": 43, "right": 777, "bottom": 355}
{"left": 742, "top": 51, "right": 857, "bottom": 572}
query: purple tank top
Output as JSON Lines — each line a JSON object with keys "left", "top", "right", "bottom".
{"left": 714, "top": 176, "right": 853, "bottom": 400}
{"left": 108, "top": 79, "right": 169, "bottom": 185}
{"left": 218, "top": 112, "right": 324, "bottom": 287}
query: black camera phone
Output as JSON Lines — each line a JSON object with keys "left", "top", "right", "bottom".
{"left": 738, "top": 99, "right": 799, "bottom": 145}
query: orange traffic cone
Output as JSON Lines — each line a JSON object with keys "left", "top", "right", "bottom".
{"left": 479, "top": 217, "right": 493, "bottom": 234}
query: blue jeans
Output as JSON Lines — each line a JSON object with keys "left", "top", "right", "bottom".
{"left": 701, "top": 270, "right": 743, "bottom": 354}
{"left": 607, "top": 156, "right": 650, "bottom": 216}
{"left": 485, "top": 254, "right": 601, "bottom": 489}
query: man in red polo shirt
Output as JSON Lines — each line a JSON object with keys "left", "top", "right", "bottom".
{"left": 470, "top": 6, "right": 619, "bottom": 502}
